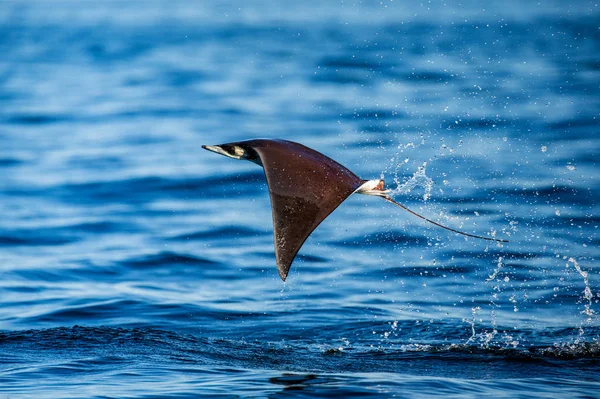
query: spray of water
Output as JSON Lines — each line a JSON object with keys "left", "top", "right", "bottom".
{"left": 390, "top": 161, "right": 433, "bottom": 201}
{"left": 568, "top": 257, "right": 595, "bottom": 321}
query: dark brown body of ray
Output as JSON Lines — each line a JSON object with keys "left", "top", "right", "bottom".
{"left": 203, "top": 139, "right": 365, "bottom": 281}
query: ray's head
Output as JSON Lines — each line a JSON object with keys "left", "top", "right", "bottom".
{"left": 202, "top": 143, "right": 246, "bottom": 160}
{"left": 202, "top": 142, "right": 260, "bottom": 164}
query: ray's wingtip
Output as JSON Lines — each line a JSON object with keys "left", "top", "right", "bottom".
{"left": 277, "top": 266, "right": 290, "bottom": 281}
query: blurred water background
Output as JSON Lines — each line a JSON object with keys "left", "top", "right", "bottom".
{"left": 1, "top": 1, "right": 599, "bottom": 397}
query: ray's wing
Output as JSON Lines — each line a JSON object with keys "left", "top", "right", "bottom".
{"left": 250, "top": 140, "right": 364, "bottom": 281}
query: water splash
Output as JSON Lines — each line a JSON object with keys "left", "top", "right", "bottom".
{"left": 463, "top": 306, "right": 481, "bottom": 345}
{"left": 486, "top": 256, "right": 504, "bottom": 282}
{"left": 390, "top": 161, "right": 434, "bottom": 201}
{"left": 568, "top": 257, "right": 595, "bottom": 321}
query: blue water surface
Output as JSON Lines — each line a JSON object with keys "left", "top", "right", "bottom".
{"left": 1, "top": 1, "right": 599, "bottom": 398}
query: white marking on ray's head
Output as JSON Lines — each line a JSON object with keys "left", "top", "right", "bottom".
{"left": 202, "top": 144, "right": 262, "bottom": 165}
{"left": 202, "top": 145, "right": 245, "bottom": 159}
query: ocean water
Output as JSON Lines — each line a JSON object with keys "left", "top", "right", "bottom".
{"left": 1, "top": 1, "right": 599, "bottom": 397}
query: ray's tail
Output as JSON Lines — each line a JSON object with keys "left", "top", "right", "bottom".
{"left": 382, "top": 195, "right": 509, "bottom": 243}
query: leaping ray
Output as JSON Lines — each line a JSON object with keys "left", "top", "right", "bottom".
{"left": 203, "top": 139, "right": 507, "bottom": 281}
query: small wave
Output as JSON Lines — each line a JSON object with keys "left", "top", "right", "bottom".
{"left": 340, "top": 109, "right": 402, "bottom": 121}
{"left": 492, "top": 185, "right": 594, "bottom": 205}
{"left": 67, "top": 221, "right": 138, "bottom": 234}
{"left": 439, "top": 117, "right": 510, "bottom": 130}
{"left": 371, "top": 265, "right": 472, "bottom": 278}
{"left": 27, "top": 300, "right": 144, "bottom": 324}
{"left": 331, "top": 231, "right": 428, "bottom": 248}
{"left": 311, "top": 70, "right": 370, "bottom": 85}
{"left": 4, "top": 113, "right": 70, "bottom": 125}
{"left": 0, "top": 158, "right": 23, "bottom": 166}
{"left": 120, "top": 251, "right": 219, "bottom": 269}
{"left": 169, "top": 226, "right": 263, "bottom": 241}
{"left": 42, "top": 171, "right": 266, "bottom": 205}
{"left": 399, "top": 71, "right": 455, "bottom": 84}
{"left": 2, "top": 326, "right": 599, "bottom": 364}
{"left": 319, "top": 56, "right": 395, "bottom": 72}
{"left": 0, "top": 230, "right": 76, "bottom": 246}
